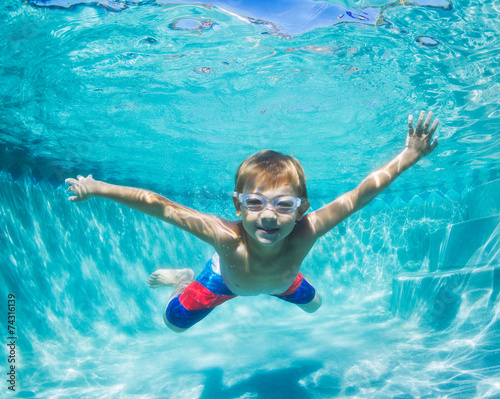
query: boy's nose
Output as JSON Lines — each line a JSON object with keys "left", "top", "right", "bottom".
{"left": 260, "top": 206, "right": 278, "bottom": 219}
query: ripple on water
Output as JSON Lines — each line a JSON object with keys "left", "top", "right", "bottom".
{"left": 459, "top": 134, "right": 492, "bottom": 144}
{"left": 169, "top": 18, "right": 215, "bottom": 31}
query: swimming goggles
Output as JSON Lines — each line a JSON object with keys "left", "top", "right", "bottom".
{"left": 232, "top": 192, "right": 303, "bottom": 214}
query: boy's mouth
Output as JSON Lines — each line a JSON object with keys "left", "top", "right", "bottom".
{"left": 257, "top": 226, "right": 280, "bottom": 235}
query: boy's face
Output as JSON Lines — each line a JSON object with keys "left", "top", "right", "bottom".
{"left": 234, "top": 180, "right": 310, "bottom": 247}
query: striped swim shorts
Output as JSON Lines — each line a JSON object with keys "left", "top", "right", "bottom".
{"left": 165, "top": 254, "right": 316, "bottom": 329}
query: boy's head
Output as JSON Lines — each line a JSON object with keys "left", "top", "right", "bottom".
{"left": 233, "top": 150, "right": 310, "bottom": 247}
{"left": 234, "top": 150, "right": 308, "bottom": 200}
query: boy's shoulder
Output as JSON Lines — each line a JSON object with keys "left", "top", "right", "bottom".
{"left": 290, "top": 215, "right": 318, "bottom": 246}
{"left": 212, "top": 217, "right": 244, "bottom": 244}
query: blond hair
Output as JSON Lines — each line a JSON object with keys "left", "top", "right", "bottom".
{"left": 234, "top": 150, "right": 308, "bottom": 199}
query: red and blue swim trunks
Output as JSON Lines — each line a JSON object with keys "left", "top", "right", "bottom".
{"left": 165, "top": 254, "right": 316, "bottom": 329}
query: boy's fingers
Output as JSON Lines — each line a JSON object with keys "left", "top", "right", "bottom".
{"left": 408, "top": 115, "right": 414, "bottom": 136}
{"left": 71, "top": 183, "right": 83, "bottom": 196}
{"left": 65, "top": 176, "right": 89, "bottom": 201}
{"left": 416, "top": 110, "right": 425, "bottom": 136}
{"left": 65, "top": 178, "right": 78, "bottom": 185}
{"left": 423, "top": 111, "right": 433, "bottom": 133}
{"left": 428, "top": 118, "right": 439, "bottom": 136}
{"left": 69, "top": 194, "right": 86, "bottom": 202}
{"left": 431, "top": 138, "right": 438, "bottom": 151}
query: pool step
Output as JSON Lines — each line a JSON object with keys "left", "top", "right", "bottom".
{"left": 428, "top": 179, "right": 500, "bottom": 272}
{"left": 391, "top": 265, "right": 500, "bottom": 330}
{"left": 393, "top": 179, "right": 500, "bottom": 326}
{"left": 466, "top": 179, "right": 500, "bottom": 219}
{"left": 429, "top": 214, "right": 500, "bottom": 272}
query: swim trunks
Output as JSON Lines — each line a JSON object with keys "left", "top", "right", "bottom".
{"left": 165, "top": 254, "right": 316, "bottom": 329}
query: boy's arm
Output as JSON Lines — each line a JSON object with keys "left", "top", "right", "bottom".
{"left": 65, "top": 175, "right": 238, "bottom": 247}
{"left": 305, "top": 110, "right": 439, "bottom": 239}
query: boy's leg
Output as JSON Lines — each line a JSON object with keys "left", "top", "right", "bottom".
{"left": 148, "top": 258, "right": 236, "bottom": 332}
{"left": 272, "top": 274, "right": 322, "bottom": 313}
{"left": 148, "top": 269, "right": 195, "bottom": 333}
{"left": 296, "top": 276, "right": 322, "bottom": 313}
{"left": 147, "top": 268, "right": 195, "bottom": 289}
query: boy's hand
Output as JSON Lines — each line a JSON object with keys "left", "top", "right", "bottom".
{"left": 406, "top": 110, "right": 439, "bottom": 161}
{"left": 65, "top": 174, "right": 100, "bottom": 202}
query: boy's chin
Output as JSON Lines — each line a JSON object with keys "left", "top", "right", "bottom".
{"left": 257, "top": 238, "right": 278, "bottom": 246}
{"left": 254, "top": 231, "right": 282, "bottom": 246}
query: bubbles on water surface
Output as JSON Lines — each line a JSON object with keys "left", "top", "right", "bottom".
{"left": 140, "top": 36, "right": 158, "bottom": 44}
{"left": 169, "top": 18, "right": 215, "bottom": 31}
{"left": 416, "top": 36, "right": 439, "bottom": 47}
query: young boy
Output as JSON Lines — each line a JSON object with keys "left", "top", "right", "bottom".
{"left": 66, "top": 111, "right": 439, "bottom": 333}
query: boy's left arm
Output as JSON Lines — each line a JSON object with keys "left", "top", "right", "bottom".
{"left": 305, "top": 110, "right": 439, "bottom": 239}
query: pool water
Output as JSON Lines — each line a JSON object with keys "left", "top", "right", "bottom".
{"left": 1, "top": 0, "right": 499, "bottom": 397}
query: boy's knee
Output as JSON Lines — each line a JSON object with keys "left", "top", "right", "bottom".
{"left": 165, "top": 319, "right": 189, "bottom": 333}
{"left": 300, "top": 302, "right": 321, "bottom": 313}
{"left": 163, "top": 311, "right": 189, "bottom": 333}
{"left": 299, "top": 292, "right": 322, "bottom": 313}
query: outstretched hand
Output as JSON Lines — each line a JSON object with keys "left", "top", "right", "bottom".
{"left": 65, "top": 174, "right": 100, "bottom": 202}
{"left": 406, "top": 110, "right": 439, "bottom": 159}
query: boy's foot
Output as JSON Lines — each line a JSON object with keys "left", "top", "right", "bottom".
{"left": 147, "top": 268, "right": 195, "bottom": 288}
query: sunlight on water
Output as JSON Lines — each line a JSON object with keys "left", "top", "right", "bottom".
{"left": 1, "top": 0, "right": 499, "bottom": 397}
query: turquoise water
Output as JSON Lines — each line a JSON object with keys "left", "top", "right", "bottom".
{"left": 1, "top": 0, "right": 500, "bottom": 397}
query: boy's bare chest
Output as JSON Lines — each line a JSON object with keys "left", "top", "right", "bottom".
{"left": 217, "top": 242, "right": 309, "bottom": 296}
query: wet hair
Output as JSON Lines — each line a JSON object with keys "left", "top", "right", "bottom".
{"left": 235, "top": 150, "right": 308, "bottom": 199}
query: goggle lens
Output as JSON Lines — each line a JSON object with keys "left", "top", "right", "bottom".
{"left": 238, "top": 194, "right": 301, "bottom": 214}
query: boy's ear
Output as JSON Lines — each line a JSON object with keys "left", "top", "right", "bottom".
{"left": 233, "top": 197, "right": 241, "bottom": 217}
{"left": 296, "top": 200, "right": 310, "bottom": 221}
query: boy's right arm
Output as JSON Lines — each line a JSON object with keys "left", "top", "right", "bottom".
{"left": 65, "top": 175, "right": 239, "bottom": 248}
{"left": 302, "top": 110, "right": 439, "bottom": 240}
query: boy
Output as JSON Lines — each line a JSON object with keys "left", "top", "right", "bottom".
{"left": 66, "top": 111, "right": 439, "bottom": 333}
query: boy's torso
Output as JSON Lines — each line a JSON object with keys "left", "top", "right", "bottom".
{"left": 215, "top": 218, "right": 316, "bottom": 296}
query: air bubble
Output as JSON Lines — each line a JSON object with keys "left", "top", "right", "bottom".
{"left": 416, "top": 36, "right": 439, "bottom": 48}
{"left": 169, "top": 19, "right": 215, "bottom": 31}
{"left": 140, "top": 37, "right": 158, "bottom": 44}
